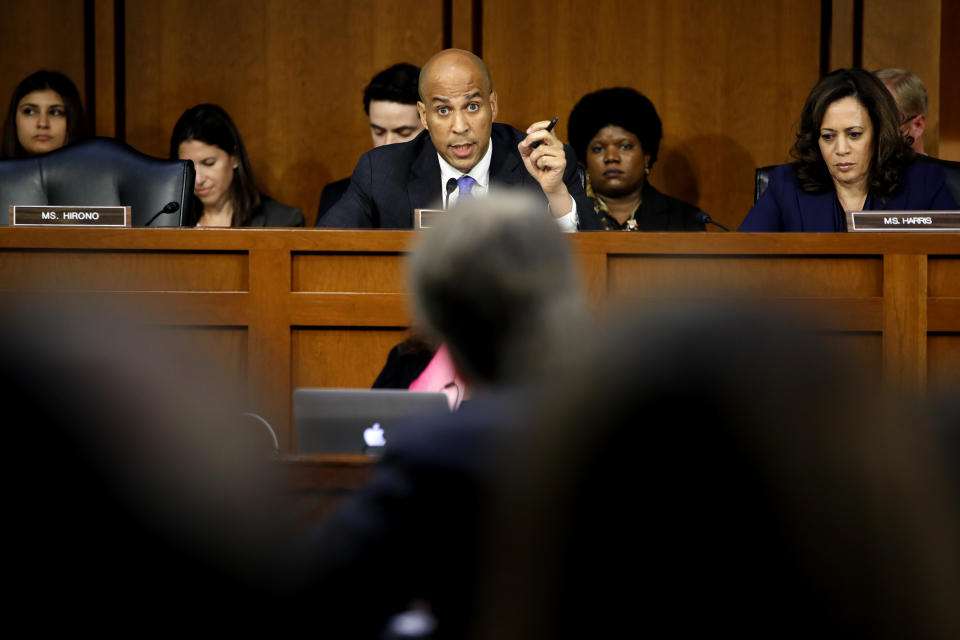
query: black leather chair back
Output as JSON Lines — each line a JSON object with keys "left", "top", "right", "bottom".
{"left": 0, "top": 137, "right": 195, "bottom": 226}
{"left": 915, "top": 155, "right": 960, "bottom": 204}
{"left": 755, "top": 156, "right": 960, "bottom": 204}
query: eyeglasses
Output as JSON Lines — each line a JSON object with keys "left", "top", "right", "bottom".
{"left": 900, "top": 113, "right": 920, "bottom": 126}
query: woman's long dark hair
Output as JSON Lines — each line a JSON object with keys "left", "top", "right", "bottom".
{"left": 791, "top": 68, "right": 911, "bottom": 197}
{"left": 169, "top": 104, "right": 260, "bottom": 226}
{"left": 2, "top": 70, "right": 89, "bottom": 159}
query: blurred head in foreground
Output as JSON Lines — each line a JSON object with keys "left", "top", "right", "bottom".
{"left": 1, "top": 297, "right": 305, "bottom": 630}
{"left": 475, "top": 300, "right": 960, "bottom": 639}
{"left": 406, "top": 190, "right": 584, "bottom": 388}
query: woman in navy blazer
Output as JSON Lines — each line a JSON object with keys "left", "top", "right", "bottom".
{"left": 740, "top": 69, "right": 957, "bottom": 232}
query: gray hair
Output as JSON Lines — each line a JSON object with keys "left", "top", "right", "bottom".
{"left": 407, "top": 191, "right": 584, "bottom": 385}
{"left": 874, "top": 68, "right": 928, "bottom": 118}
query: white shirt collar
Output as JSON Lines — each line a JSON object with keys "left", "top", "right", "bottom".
{"left": 437, "top": 138, "right": 493, "bottom": 206}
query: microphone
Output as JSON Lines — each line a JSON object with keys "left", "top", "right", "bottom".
{"left": 444, "top": 178, "right": 458, "bottom": 209}
{"left": 696, "top": 211, "right": 729, "bottom": 231}
{"left": 144, "top": 201, "right": 180, "bottom": 227}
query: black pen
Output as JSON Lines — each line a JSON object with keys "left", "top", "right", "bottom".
{"left": 529, "top": 116, "right": 559, "bottom": 149}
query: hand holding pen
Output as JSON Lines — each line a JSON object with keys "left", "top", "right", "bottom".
{"left": 518, "top": 116, "right": 570, "bottom": 211}
{"left": 529, "top": 116, "right": 559, "bottom": 149}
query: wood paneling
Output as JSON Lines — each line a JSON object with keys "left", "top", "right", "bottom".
{"left": 929, "top": 257, "right": 960, "bottom": 297}
{"left": 293, "top": 252, "right": 406, "bottom": 293}
{"left": 608, "top": 255, "right": 883, "bottom": 299}
{"left": 3, "top": 229, "right": 958, "bottom": 453}
{"left": 0, "top": 249, "right": 248, "bottom": 291}
{"left": 93, "top": 0, "right": 117, "bottom": 137}
{"left": 928, "top": 334, "right": 960, "bottom": 394}
{"left": 482, "top": 0, "right": 821, "bottom": 232}
{"left": 292, "top": 328, "right": 412, "bottom": 388}
{"left": 829, "top": 0, "right": 856, "bottom": 70}
{"left": 450, "top": 0, "right": 476, "bottom": 51}
{"left": 883, "top": 253, "right": 927, "bottom": 390}
{"left": 862, "top": 0, "right": 941, "bottom": 157}
{"left": 940, "top": 0, "right": 960, "bottom": 161}
{"left": 122, "top": 0, "right": 444, "bottom": 226}
{"left": 0, "top": 0, "right": 87, "bottom": 132}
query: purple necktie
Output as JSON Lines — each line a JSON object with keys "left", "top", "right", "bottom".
{"left": 457, "top": 175, "right": 476, "bottom": 200}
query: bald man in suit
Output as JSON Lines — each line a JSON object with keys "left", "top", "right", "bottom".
{"left": 317, "top": 48, "right": 600, "bottom": 230}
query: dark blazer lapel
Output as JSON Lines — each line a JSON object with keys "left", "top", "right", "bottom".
{"left": 489, "top": 124, "right": 526, "bottom": 188}
{"left": 407, "top": 136, "right": 443, "bottom": 216}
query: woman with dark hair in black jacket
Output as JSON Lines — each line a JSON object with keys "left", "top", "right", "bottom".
{"left": 567, "top": 87, "right": 705, "bottom": 231}
{"left": 170, "top": 103, "right": 304, "bottom": 227}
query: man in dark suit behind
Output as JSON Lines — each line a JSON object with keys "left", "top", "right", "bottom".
{"left": 314, "top": 62, "right": 424, "bottom": 224}
{"left": 317, "top": 48, "right": 599, "bottom": 230}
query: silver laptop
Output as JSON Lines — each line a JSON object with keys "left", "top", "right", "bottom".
{"left": 293, "top": 388, "right": 450, "bottom": 455}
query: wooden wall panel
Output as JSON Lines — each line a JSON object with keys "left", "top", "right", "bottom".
{"left": 3, "top": 229, "right": 957, "bottom": 453}
{"left": 292, "top": 327, "right": 413, "bottom": 388}
{"left": 93, "top": 0, "right": 117, "bottom": 137}
{"left": 829, "top": 0, "right": 855, "bottom": 70}
{"left": 482, "top": 0, "right": 821, "bottom": 232}
{"left": 0, "top": 250, "right": 248, "bottom": 291}
{"left": 862, "top": 0, "right": 942, "bottom": 158}
{"left": 123, "top": 0, "right": 444, "bottom": 226}
{"left": 607, "top": 255, "right": 883, "bottom": 299}
{"left": 929, "top": 257, "right": 960, "bottom": 297}
{"left": 0, "top": 1, "right": 87, "bottom": 135}
{"left": 450, "top": 0, "right": 476, "bottom": 51}
{"left": 940, "top": 0, "right": 960, "bottom": 161}
{"left": 928, "top": 334, "right": 960, "bottom": 394}
{"left": 293, "top": 253, "right": 406, "bottom": 293}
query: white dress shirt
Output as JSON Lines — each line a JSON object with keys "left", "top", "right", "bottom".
{"left": 436, "top": 138, "right": 579, "bottom": 232}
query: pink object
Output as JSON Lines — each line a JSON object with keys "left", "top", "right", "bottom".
{"left": 409, "top": 344, "right": 465, "bottom": 409}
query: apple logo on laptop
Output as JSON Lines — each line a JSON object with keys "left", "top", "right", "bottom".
{"left": 363, "top": 422, "right": 386, "bottom": 448}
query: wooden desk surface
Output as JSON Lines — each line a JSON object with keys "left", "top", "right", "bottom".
{"left": 2, "top": 228, "right": 958, "bottom": 452}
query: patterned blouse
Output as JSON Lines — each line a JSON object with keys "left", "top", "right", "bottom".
{"left": 586, "top": 174, "right": 642, "bottom": 231}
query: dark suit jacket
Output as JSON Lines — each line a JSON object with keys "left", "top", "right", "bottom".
{"left": 314, "top": 177, "right": 350, "bottom": 226}
{"left": 245, "top": 196, "right": 305, "bottom": 227}
{"left": 317, "top": 123, "right": 601, "bottom": 229}
{"left": 739, "top": 158, "right": 958, "bottom": 232}
{"left": 594, "top": 182, "right": 705, "bottom": 230}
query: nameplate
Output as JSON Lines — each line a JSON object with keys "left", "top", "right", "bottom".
{"left": 414, "top": 208, "right": 446, "bottom": 230}
{"left": 846, "top": 210, "right": 960, "bottom": 232}
{"left": 9, "top": 205, "right": 131, "bottom": 227}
